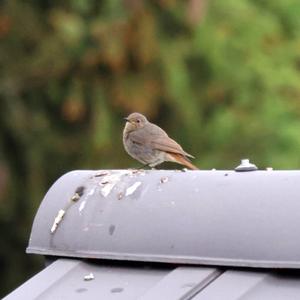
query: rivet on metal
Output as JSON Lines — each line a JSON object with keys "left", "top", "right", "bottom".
{"left": 235, "top": 159, "right": 258, "bottom": 172}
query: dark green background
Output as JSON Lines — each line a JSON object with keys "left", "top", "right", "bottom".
{"left": 1, "top": 0, "right": 300, "bottom": 297}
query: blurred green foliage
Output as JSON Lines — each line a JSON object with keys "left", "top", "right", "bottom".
{"left": 1, "top": 0, "right": 300, "bottom": 296}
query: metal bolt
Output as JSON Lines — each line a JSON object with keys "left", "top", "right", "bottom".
{"left": 235, "top": 159, "right": 258, "bottom": 172}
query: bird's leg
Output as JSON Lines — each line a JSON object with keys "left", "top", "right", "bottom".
{"left": 140, "top": 164, "right": 157, "bottom": 170}
{"left": 148, "top": 163, "right": 156, "bottom": 170}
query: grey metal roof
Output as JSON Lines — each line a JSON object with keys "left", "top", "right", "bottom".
{"left": 27, "top": 169, "right": 300, "bottom": 268}
{"left": 4, "top": 258, "right": 300, "bottom": 300}
{"left": 4, "top": 168, "right": 300, "bottom": 299}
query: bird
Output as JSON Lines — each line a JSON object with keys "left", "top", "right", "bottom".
{"left": 123, "top": 112, "right": 198, "bottom": 170}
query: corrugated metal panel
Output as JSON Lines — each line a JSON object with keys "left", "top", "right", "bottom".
{"left": 27, "top": 170, "right": 300, "bottom": 268}
{"left": 4, "top": 259, "right": 300, "bottom": 300}
{"left": 3, "top": 259, "right": 170, "bottom": 300}
{"left": 193, "top": 270, "right": 300, "bottom": 300}
{"left": 193, "top": 270, "right": 268, "bottom": 299}
{"left": 138, "top": 267, "right": 222, "bottom": 300}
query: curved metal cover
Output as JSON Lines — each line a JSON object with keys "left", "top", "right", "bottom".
{"left": 27, "top": 170, "right": 300, "bottom": 268}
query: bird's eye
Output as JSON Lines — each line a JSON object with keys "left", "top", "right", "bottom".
{"left": 136, "top": 119, "right": 140, "bottom": 123}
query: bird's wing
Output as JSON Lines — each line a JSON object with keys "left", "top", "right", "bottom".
{"left": 129, "top": 124, "right": 194, "bottom": 158}
{"left": 151, "top": 136, "right": 194, "bottom": 158}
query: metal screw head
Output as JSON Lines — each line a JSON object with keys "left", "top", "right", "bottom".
{"left": 235, "top": 159, "right": 258, "bottom": 172}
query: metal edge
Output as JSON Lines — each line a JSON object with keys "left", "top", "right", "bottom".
{"left": 26, "top": 247, "right": 300, "bottom": 269}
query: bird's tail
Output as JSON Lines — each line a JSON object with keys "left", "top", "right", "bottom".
{"left": 167, "top": 153, "right": 199, "bottom": 170}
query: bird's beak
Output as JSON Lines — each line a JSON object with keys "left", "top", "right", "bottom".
{"left": 124, "top": 117, "right": 129, "bottom": 122}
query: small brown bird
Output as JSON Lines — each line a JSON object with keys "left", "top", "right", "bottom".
{"left": 123, "top": 112, "right": 198, "bottom": 170}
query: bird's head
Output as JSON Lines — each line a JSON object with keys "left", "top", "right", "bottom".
{"left": 124, "top": 112, "right": 148, "bottom": 130}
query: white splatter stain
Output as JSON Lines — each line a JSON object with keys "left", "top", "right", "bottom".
{"left": 125, "top": 181, "right": 142, "bottom": 196}
{"left": 94, "top": 171, "right": 109, "bottom": 177}
{"left": 100, "top": 183, "right": 115, "bottom": 197}
{"left": 87, "top": 188, "right": 95, "bottom": 196}
{"left": 160, "top": 176, "right": 169, "bottom": 184}
{"left": 50, "top": 209, "right": 65, "bottom": 233}
{"left": 84, "top": 273, "right": 94, "bottom": 281}
{"left": 117, "top": 192, "right": 124, "bottom": 200}
{"left": 79, "top": 200, "right": 86, "bottom": 213}
{"left": 99, "top": 171, "right": 132, "bottom": 197}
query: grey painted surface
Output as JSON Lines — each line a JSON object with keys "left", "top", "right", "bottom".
{"left": 3, "top": 259, "right": 169, "bottom": 300}
{"left": 27, "top": 169, "right": 300, "bottom": 268}
{"left": 193, "top": 270, "right": 300, "bottom": 300}
{"left": 139, "top": 267, "right": 222, "bottom": 300}
{"left": 4, "top": 259, "right": 300, "bottom": 300}
{"left": 193, "top": 270, "right": 269, "bottom": 299}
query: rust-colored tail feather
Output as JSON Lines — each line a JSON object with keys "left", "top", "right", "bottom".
{"left": 168, "top": 153, "right": 199, "bottom": 170}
